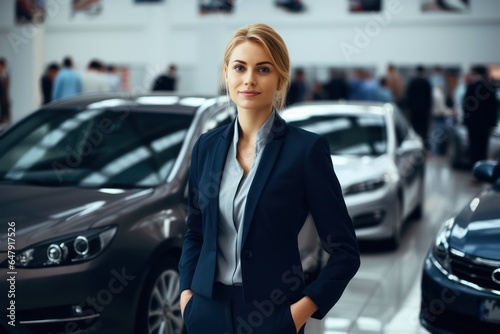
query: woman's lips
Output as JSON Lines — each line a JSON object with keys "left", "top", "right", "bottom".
{"left": 239, "top": 91, "right": 260, "bottom": 97}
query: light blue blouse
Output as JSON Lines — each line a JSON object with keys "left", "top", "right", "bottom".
{"left": 216, "top": 110, "right": 275, "bottom": 285}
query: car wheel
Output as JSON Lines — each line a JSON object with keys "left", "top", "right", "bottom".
{"left": 410, "top": 175, "right": 425, "bottom": 220}
{"left": 387, "top": 197, "right": 403, "bottom": 250}
{"left": 136, "top": 256, "right": 186, "bottom": 334}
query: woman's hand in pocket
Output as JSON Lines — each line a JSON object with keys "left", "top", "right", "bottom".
{"left": 290, "top": 296, "right": 318, "bottom": 332}
{"left": 180, "top": 289, "right": 194, "bottom": 318}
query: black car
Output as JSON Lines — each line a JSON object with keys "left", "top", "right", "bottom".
{"left": 0, "top": 93, "right": 235, "bottom": 334}
{"left": 420, "top": 160, "right": 500, "bottom": 333}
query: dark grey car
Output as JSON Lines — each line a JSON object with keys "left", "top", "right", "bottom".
{"left": 0, "top": 93, "right": 235, "bottom": 334}
{"left": 420, "top": 160, "right": 500, "bottom": 333}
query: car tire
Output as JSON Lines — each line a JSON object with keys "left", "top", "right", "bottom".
{"left": 387, "top": 197, "right": 403, "bottom": 250}
{"left": 136, "top": 256, "right": 186, "bottom": 334}
{"left": 410, "top": 174, "right": 425, "bottom": 220}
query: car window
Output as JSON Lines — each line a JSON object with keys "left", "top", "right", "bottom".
{"left": 203, "top": 105, "right": 236, "bottom": 132}
{"left": 0, "top": 109, "right": 194, "bottom": 188}
{"left": 288, "top": 113, "right": 387, "bottom": 156}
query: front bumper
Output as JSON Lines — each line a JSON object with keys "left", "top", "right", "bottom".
{"left": 344, "top": 183, "right": 398, "bottom": 240}
{"left": 0, "top": 253, "right": 143, "bottom": 334}
{"left": 420, "top": 254, "right": 500, "bottom": 334}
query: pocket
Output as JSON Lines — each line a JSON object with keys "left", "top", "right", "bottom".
{"left": 288, "top": 307, "right": 299, "bottom": 333}
{"left": 282, "top": 303, "right": 298, "bottom": 333}
{"left": 182, "top": 294, "right": 195, "bottom": 322}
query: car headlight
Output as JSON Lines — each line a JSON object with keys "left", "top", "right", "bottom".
{"left": 343, "top": 175, "right": 387, "bottom": 196}
{"left": 431, "top": 217, "right": 455, "bottom": 273}
{"left": 15, "top": 226, "right": 117, "bottom": 268}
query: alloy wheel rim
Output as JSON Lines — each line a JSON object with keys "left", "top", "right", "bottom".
{"left": 147, "top": 269, "right": 183, "bottom": 334}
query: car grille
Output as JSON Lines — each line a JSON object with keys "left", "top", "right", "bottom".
{"left": 421, "top": 296, "right": 500, "bottom": 333}
{"left": 450, "top": 249, "right": 500, "bottom": 292}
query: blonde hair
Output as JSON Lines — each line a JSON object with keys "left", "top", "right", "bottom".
{"left": 222, "top": 23, "right": 290, "bottom": 111}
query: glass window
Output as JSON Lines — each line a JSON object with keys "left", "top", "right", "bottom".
{"left": 203, "top": 106, "right": 235, "bottom": 132}
{"left": 0, "top": 109, "right": 193, "bottom": 188}
{"left": 289, "top": 113, "right": 387, "bottom": 156}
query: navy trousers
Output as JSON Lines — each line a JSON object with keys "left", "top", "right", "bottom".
{"left": 183, "top": 283, "right": 306, "bottom": 334}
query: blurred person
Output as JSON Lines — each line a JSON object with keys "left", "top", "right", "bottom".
{"left": 429, "top": 66, "right": 447, "bottom": 93}
{"left": 323, "top": 68, "right": 349, "bottom": 100}
{"left": 152, "top": 64, "right": 177, "bottom": 91}
{"left": 40, "top": 62, "right": 60, "bottom": 105}
{"left": 0, "top": 57, "right": 11, "bottom": 125}
{"left": 52, "top": 56, "right": 82, "bottom": 101}
{"left": 105, "top": 65, "right": 121, "bottom": 92}
{"left": 312, "top": 81, "right": 326, "bottom": 100}
{"left": 81, "top": 59, "right": 108, "bottom": 94}
{"left": 179, "top": 23, "right": 359, "bottom": 334}
{"left": 350, "top": 69, "right": 378, "bottom": 101}
{"left": 360, "top": 70, "right": 378, "bottom": 102}
{"left": 453, "top": 71, "right": 472, "bottom": 124}
{"left": 405, "top": 65, "right": 433, "bottom": 147}
{"left": 376, "top": 77, "right": 393, "bottom": 103}
{"left": 286, "top": 67, "right": 307, "bottom": 106}
{"left": 430, "top": 84, "right": 454, "bottom": 155}
{"left": 386, "top": 64, "right": 404, "bottom": 104}
{"left": 348, "top": 68, "right": 365, "bottom": 101}
{"left": 462, "top": 65, "right": 498, "bottom": 165}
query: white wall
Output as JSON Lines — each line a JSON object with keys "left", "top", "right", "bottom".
{"left": 1, "top": 0, "right": 500, "bottom": 122}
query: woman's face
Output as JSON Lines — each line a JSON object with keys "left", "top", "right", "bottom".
{"left": 225, "top": 41, "right": 280, "bottom": 114}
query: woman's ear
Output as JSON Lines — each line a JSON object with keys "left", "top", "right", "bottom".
{"left": 224, "top": 64, "right": 228, "bottom": 82}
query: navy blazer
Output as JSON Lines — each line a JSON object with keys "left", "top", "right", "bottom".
{"left": 179, "top": 112, "right": 360, "bottom": 319}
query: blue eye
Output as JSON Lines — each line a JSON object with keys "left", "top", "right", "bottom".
{"left": 259, "top": 67, "right": 270, "bottom": 73}
{"left": 234, "top": 65, "right": 244, "bottom": 72}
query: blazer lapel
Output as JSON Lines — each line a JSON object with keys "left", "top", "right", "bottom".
{"left": 241, "top": 113, "right": 287, "bottom": 247}
{"left": 208, "top": 120, "right": 235, "bottom": 241}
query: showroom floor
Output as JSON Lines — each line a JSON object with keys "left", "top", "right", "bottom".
{"left": 304, "top": 156, "right": 485, "bottom": 334}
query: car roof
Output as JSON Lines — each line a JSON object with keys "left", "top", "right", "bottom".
{"left": 42, "top": 92, "right": 224, "bottom": 115}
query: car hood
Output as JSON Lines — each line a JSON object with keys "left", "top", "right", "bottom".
{"left": 450, "top": 186, "right": 500, "bottom": 260}
{"left": 0, "top": 184, "right": 154, "bottom": 251}
{"left": 330, "top": 154, "right": 395, "bottom": 189}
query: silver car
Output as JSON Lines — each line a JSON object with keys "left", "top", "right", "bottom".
{"left": 285, "top": 101, "right": 425, "bottom": 250}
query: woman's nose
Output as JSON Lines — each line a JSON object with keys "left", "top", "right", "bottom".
{"left": 244, "top": 72, "right": 256, "bottom": 86}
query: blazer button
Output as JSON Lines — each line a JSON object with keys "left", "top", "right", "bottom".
{"left": 243, "top": 250, "right": 253, "bottom": 259}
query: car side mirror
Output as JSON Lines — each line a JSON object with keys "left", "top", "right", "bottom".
{"left": 473, "top": 160, "right": 500, "bottom": 184}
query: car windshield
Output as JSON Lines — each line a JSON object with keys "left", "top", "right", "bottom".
{"left": 288, "top": 113, "right": 387, "bottom": 156}
{"left": 0, "top": 108, "right": 193, "bottom": 188}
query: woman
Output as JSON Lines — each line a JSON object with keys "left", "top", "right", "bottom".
{"left": 179, "top": 23, "right": 360, "bottom": 334}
